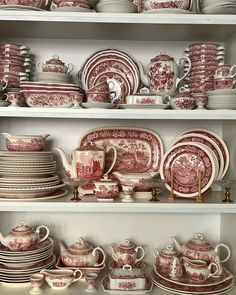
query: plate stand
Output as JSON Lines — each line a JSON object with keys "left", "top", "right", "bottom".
{"left": 168, "top": 170, "right": 176, "bottom": 202}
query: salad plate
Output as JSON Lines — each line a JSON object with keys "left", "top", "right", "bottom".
{"left": 160, "top": 142, "right": 218, "bottom": 198}
{"left": 79, "top": 127, "right": 164, "bottom": 174}
{"left": 178, "top": 128, "right": 229, "bottom": 179}
{"left": 102, "top": 275, "right": 153, "bottom": 294}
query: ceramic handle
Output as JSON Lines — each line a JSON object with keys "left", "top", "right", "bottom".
{"left": 67, "top": 63, "right": 74, "bottom": 74}
{"left": 176, "top": 57, "right": 191, "bottom": 89}
{"left": 38, "top": 62, "right": 44, "bottom": 70}
{"left": 93, "top": 247, "right": 106, "bottom": 267}
{"left": 208, "top": 262, "right": 219, "bottom": 278}
{"left": 135, "top": 246, "right": 145, "bottom": 263}
{"left": 230, "top": 65, "right": 236, "bottom": 78}
{"left": 196, "top": 0, "right": 201, "bottom": 13}
{"left": 36, "top": 225, "right": 50, "bottom": 244}
{"left": 73, "top": 269, "right": 82, "bottom": 283}
{"left": 164, "top": 95, "right": 171, "bottom": 104}
{"left": 153, "top": 248, "right": 160, "bottom": 258}
{"left": 215, "top": 243, "right": 231, "bottom": 263}
{"left": 104, "top": 146, "right": 117, "bottom": 176}
{"left": 1, "top": 79, "right": 7, "bottom": 91}
{"left": 50, "top": 1, "right": 57, "bottom": 10}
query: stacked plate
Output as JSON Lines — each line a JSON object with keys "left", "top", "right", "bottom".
{"left": 198, "top": 0, "right": 236, "bottom": 14}
{"left": 184, "top": 42, "right": 225, "bottom": 94}
{"left": 0, "top": 237, "right": 55, "bottom": 284}
{"left": 0, "top": 151, "right": 67, "bottom": 200}
{"left": 32, "top": 72, "right": 72, "bottom": 84}
{"left": 96, "top": 0, "right": 137, "bottom": 13}
{"left": 206, "top": 89, "right": 236, "bottom": 110}
{"left": 0, "top": 43, "right": 31, "bottom": 91}
{"left": 160, "top": 128, "right": 229, "bottom": 198}
{"left": 79, "top": 49, "right": 140, "bottom": 98}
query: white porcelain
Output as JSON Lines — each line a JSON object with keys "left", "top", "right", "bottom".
{"left": 144, "top": 0, "right": 192, "bottom": 11}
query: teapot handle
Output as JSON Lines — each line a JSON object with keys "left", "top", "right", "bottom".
{"left": 67, "top": 63, "right": 74, "bottom": 74}
{"left": 73, "top": 269, "right": 83, "bottom": 283}
{"left": 93, "top": 246, "right": 106, "bottom": 267}
{"left": 176, "top": 57, "right": 191, "bottom": 90}
{"left": 104, "top": 146, "right": 117, "bottom": 176}
{"left": 135, "top": 246, "right": 145, "bottom": 263}
{"left": 215, "top": 243, "right": 231, "bottom": 263}
{"left": 36, "top": 225, "right": 50, "bottom": 244}
{"left": 230, "top": 65, "right": 236, "bottom": 78}
{"left": 208, "top": 262, "right": 219, "bottom": 279}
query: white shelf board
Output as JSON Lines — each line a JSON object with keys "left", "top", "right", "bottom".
{"left": 1, "top": 107, "right": 236, "bottom": 120}
{"left": 0, "top": 191, "right": 236, "bottom": 213}
{"left": 0, "top": 12, "right": 236, "bottom": 40}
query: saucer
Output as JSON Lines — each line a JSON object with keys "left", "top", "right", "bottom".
{"left": 0, "top": 100, "right": 10, "bottom": 107}
{"left": 52, "top": 6, "right": 94, "bottom": 12}
{"left": 120, "top": 104, "right": 169, "bottom": 109}
{"left": 143, "top": 8, "right": 192, "bottom": 14}
{"left": 81, "top": 102, "right": 116, "bottom": 109}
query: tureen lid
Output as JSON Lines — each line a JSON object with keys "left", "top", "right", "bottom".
{"left": 119, "top": 239, "right": 136, "bottom": 250}
{"left": 46, "top": 55, "right": 64, "bottom": 65}
{"left": 76, "top": 141, "right": 104, "bottom": 152}
{"left": 161, "top": 244, "right": 179, "bottom": 256}
{"left": 186, "top": 234, "right": 213, "bottom": 251}
{"left": 11, "top": 220, "right": 33, "bottom": 235}
{"left": 68, "top": 237, "right": 94, "bottom": 255}
{"left": 151, "top": 54, "right": 174, "bottom": 62}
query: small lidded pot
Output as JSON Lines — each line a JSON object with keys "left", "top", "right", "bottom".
{"left": 170, "top": 87, "right": 195, "bottom": 110}
{"left": 38, "top": 55, "right": 74, "bottom": 74}
{"left": 0, "top": 220, "right": 49, "bottom": 251}
{"left": 94, "top": 175, "right": 119, "bottom": 202}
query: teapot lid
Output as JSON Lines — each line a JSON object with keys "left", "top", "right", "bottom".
{"left": 151, "top": 54, "right": 174, "bottom": 62}
{"left": 68, "top": 237, "right": 94, "bottom": 255}
{"left": 46, "top": 55, "right": 64, "bottom": 65}
{"left": 76, "top": 141, "right": 104, "bottom": 152}
{"left": 186, "top": 234, "right": 213, "bottom": 251}
{"left": 119, "top": 239, "right": 136, "bottom": 250}
{"left": 11, "top": 220, "right": 33, "bottom": 235}
{"left": 161, "top": 244, "right": 179, "bottom": 256}
{"left": 94, "top": 174, "right": 118, "bottom": 185}
{"left": 175, "top": 87, "right": 192, "bottom": 98}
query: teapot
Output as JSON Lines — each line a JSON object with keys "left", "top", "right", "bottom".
{"left": 38, "top": 55, "right": 74, "bottom": 74}
{"left": 0, "top": 220, "right": 49, "bottom": 251}
{"left": 55, "top": 141, "right": 117, "bottom": 180}
{"left": 171, "top": 233, "right": 231, "bottom": 266}
{"left": 137, "top": 53, "right": 191, "bottom": 95}
{"left": 59, "top": 237, "right": 106, "bottom": 267}
{"left": 153, "top": 244, "right": 182, "bottom": 280}
{"left": 111, "top": 239, "right": 145, "bottom": 267}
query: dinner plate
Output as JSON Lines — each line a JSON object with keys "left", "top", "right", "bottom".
{"left": 179, "top": 128, "right": 229, "bottom": 179}
{"left": 0, "top": 175, "right": 59, "bottom": 184}
{"left": 169, "top": 133, "right": 224, "bottom": 180}
{"left": 160, "top": 142, "right": 218, "bottom": 198}
{"left": 0, "top": 182, "right": 66, "bottom": 194}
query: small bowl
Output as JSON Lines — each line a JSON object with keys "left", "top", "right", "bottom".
{"left": 170, "top": 97, "right": 195, "bottom": 110}
{"left": 1, "top": 132, "right": 50, "bottom": 152}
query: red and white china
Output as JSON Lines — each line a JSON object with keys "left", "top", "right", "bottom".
{"left": 59, "top": 237, "right": 106, "bottom": 267}
{"left": 96, "top": 0, "right": 137, "bottom": 13}
{"left": 86, "top": 91, "right": 110, "bottom": 103}
{"left": 193, "top": 93, "right": 208, "bottom": 109}
{"left": 38, "top": 55, "right": 74, "bottom": 74}
{"left": 144, "top": 0, "right": 192, "bottom": 11}
{"left": 109, "top": 264, "right": 147, "bottom": 291}
{"left": 85, "top": 272, "right": 98, "bottom": 292}
{"left": 94, "top": 176, "right": 119, "bottom": 201}
{"left": 3, "top": 91, "right": 24, "bottom": 107}
{"left": 213, "top": 77, "right": 236, "bottom": 90}
{"left": 56, "top": 0, "right": 91, "bottom": 8}
{"left": 0, "top": 220, "right": 49, "bottom": 251}
{"left": 214, "top": 64, "right": 236, "bottom": 78}
{"left": 182, "top": 257, "right": 218, "bottom": 283}
{"left": 29, "top": 273, "right": 44, "bottom": 295}
{"left": 56, "top": 141, "right": 117, "bottom": 179}
{"left": 80, "top": 49, "right": 140, "bottom": 96}
{"left": 111, "top": 240, "right": 145, "bottom": 267}
{"left": 79, "top": 127, "right": 164, "bottom": 175}
{"left": 160, "top": 142, "right": 218, "bottom": 198}
{"left": 170, "top": 89, "right": 195, "bottom": 110}
{"left": 33, "top": 71, "right": 73, "bottom": 84}
{"left": 41, "top": 269, "right": 82, "bottom": 290}
{"left": 153, "top": 245, "right": 182, "bottom": 280}
{"left": 126, "top": 88, "right": 170, "bottom": 105}
{"left": 20, "top": 81, "right": 81, "bottom": 91}
{"left": 101, "top": 275, "right": 153, "bottom": 294}
{"left": 206, "top": 89, "right": 236, "bottom": 110}
{"left": 138, "top": 53, "right": 191, "bottom": 95}
{"left": 1, "top": 132, "right": 50, "bottom": 152}
{"left": 178, "top": 128, "right": 229, "bottom": 179}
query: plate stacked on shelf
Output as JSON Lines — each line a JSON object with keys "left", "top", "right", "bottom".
{"left": 0, "top": 151, "right": 67, "bottom": 200}
{"left": 206, "top": 89, "right": 236, "bottom": 110}
{"left": 0, "top": 237, "right": 55, "bottom": 284}
{"left": 160, "top": 128, "right": 229, "bottom": 198}
{"left": 96, "top": 0, "right": 137, "bottom": 13}
{"left": 198, "top": 0, "right": 236, "bottom": 14}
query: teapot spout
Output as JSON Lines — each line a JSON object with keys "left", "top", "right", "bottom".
{"left": 111, "top": 245, "right": 118, "bottom": 261}
{"left": 55, "top": 147, "right": 76, "bottom": 178}
{"left": 1, "top": 132, "right": 12, "bottom": 140}
{"left": 171, "top": 236, "right": 182, "bottom": 252}
{"left": 0, "top": 232, "right": 7, "bottom": 248}
{"left": 137, "top": 61, "right": 150, "bottom": 87}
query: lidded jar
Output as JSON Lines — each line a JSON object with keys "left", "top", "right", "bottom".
{"left": 38, "top": 55, "right": 74, "bottom": 74}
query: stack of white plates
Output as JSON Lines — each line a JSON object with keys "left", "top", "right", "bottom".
{"left": 32, "top": 72, "right": 73, "bottom": 84}
{"left": 198, "top": 0, "right": 236, "bottom": 14}
{"left": 96, "top": 0, "right": 137, "bottom": 12}
{"left": 206, "top": 89, "right": 236, "bottom": 110}
{"left": 0, "top": 237, "right": 55, "bottom": 284}
{"left": 0, "top": 151, "right": 67, "bottom": 200}
{"left": 160, "top": 128, "right": 229, "bottom": 198}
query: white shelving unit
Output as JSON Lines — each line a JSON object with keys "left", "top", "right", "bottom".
{"left": 0, "top": 10, "right": 236, "bottom": 295}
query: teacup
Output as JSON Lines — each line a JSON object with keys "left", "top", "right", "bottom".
{"left": 213, "top": 77, "right": 236, "bottom": 90}
{"left": 41, "top": 269, "right": 82, "bottom": 290}
{"left": 183, "top": 257, "right": 218, "bottom": 283}
{"left": 126, "top": 94, "right": 170, "bottom": 105}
